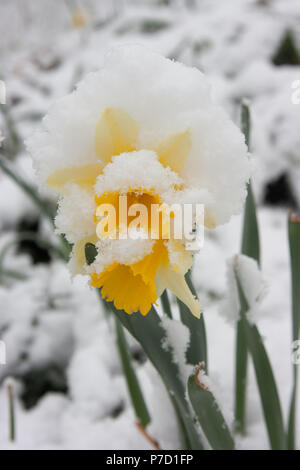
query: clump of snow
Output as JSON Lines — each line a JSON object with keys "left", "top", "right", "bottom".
{"left": 55, "top": 186, "right": 96, "bottom": 244}
{"left": 67, "top": 346, "right": 124, "bottom": 420}
{"left": 161, "top": 316, "right": 192, "bottom": 384}
{"left": 95, "top": 150, "right": 182, "bottom": 196}
{"left": 220, "top": 254, "right": 268, "bottom": 325}
{"left": 88, "top": 235, "right": 154, "bottom": 274}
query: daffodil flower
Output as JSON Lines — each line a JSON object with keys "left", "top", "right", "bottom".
{"left": 27, "top": 46, "right": 250, "bottom": 317}
{"left": 71, "top": 7, "right": 89, "bottom": 29}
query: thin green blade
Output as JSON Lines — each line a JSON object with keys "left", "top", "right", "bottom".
{"left": 240, "top": 102, "right": 260, "bottom": 265}
{"left": 236, "top": 272, "right": 287, "bottom": 450}
{"left": 287, "top": 212, "right": 300, "bottom": 449}
{"left": 235, "top": 102, "right": 260, "bottom": 434}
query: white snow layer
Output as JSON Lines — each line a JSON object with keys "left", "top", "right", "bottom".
{"left": 220, "top": 254, "right": 268, "bottom": 325}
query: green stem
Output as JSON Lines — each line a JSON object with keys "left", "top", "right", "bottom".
{"left": 236, "top": 272, "right": 287, "bottom": 450}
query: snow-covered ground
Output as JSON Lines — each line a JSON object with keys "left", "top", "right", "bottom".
{"left": 0, "top": 0, "right": 299, "bottom": 449}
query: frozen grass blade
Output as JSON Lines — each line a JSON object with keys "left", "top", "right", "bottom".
{"left": 115, "top": 318, "right": 151, "bottom": 428}
{"left": 0, "top": 157, "right": 55, "bottom": 225}
{"left": 235, "top": 102, "right": 260, "bottom": 434}
{"left": 188, "top": 369, "right": 235, "bottom": 450}
{"left": 235, "top": 271, "right": 287, "bottom": 450}
{"left": 177, "top": 272, "right": 207, "bottom": 368}
{"left": 0, "top": 269, "right": 27, "bottom": 282}
{"left": 0, "top": 156, "right": 72, "bottom": 260}
{"left": 287, "top": 212, "right": 300, "bottom": 449}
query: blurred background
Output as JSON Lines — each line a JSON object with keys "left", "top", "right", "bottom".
{"left": 0, "top": 0, "right": 299, "bottom": 449}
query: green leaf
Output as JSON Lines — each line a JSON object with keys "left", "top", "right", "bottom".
{"left": 161, "top": 290, "right": 172, "bottom": 318}
{"left": 177, "top": 272, "right": 208, "bottom": 368}
{"left": 234, "top": 320, "right": 248, "bottom": 435}
{"left": 110, "top": 303, "right": 204, "bottom": 450}
{"left": 188, "top": 373, "right": 235, "bottom": 450}
{"left": 287, "top": 212, "right": 300, "bottom": 449}
{"left": 115, "top": 318, "right": 150, "bottom": 428}
{"left": 240, "top": 103, "right": 260, "bottom": 265}
{"left": 235, "top": 102, "right": 260, "bottom": 434}
{"left": 241, "top": 181, "right": 260, "bottom": 264}
{"left": 236, "top": 272, "right": 287, "bottom": 450}
{"left": 272, "top": 30, "right": 300, "bottom": 67}
{"left": 85, "top": 242, "right": 98, "bottom": 265}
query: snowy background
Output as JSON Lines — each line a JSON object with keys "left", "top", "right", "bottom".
{"left": 0, "top": 0, "right": 299, "bottom": 450}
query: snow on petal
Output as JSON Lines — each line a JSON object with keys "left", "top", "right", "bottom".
{"left": 95, "top": 150, "right": 182, "bottom": 197}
